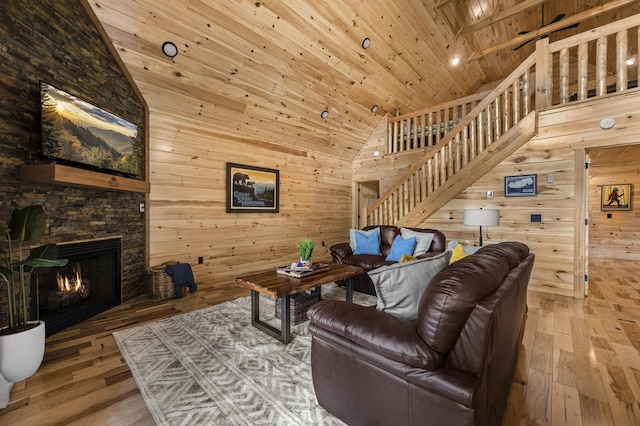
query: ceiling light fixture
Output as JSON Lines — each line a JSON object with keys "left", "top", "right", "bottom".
{"left": 451, "top": 56, "right": 461, "bottom": 66}
{"left": 626, "top": 58, "right": 635, "bottom": 66}
{"left": 162, "top": 41, "right": 178, "bottom": 58}
{"left": 373, "top": 150, "right": 380, "bottom": 157}
{"left": 362, "top": 37, "right": 371, "bottom": 49}
{"left": 320, "top": 110, "right": 329, "bottom": 119}
{"left": 371, "top": 105, "right": 378, "bottom": 113}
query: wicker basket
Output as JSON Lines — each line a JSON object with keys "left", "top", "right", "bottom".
{"left": 274, "top": 288, "right": 321, "bottom": 325}
{"left": 148, "top": 263, "right": 177, "bottom": 300}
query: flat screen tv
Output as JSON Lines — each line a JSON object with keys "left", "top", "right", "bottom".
{"left": 40, "top": 81, "right": 140, "bottom": 177}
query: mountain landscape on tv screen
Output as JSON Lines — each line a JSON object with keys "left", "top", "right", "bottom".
{"left": 40, "top": 82, "right": 139, "bottom": 176}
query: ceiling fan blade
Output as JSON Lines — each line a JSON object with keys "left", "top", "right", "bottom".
{"left": 513, "top": 39, "right": 534, "bottom": 51}
{"left": 553, "top": 22, "right": 580, "bottom": 33}
{"left": 548, "top": 13, "right": 566, "bottom": 25}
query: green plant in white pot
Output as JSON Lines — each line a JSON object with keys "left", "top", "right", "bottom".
{"left": 0, "top": 205, "right": 68, "bottom": 408}
{"left": 296, "top": 238, "right": 315, "bottom": 267}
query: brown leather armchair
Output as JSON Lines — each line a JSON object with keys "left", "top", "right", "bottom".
{"left": 330, "top": 225, "right": 446, "bottom": 295}
{"left": 308, "top": 242, "right": 534, "bottom": 426}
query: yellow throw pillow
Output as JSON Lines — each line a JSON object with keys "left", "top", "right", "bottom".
{"left": 449, "top": 244, "right": 467, "bottom": 264}
{"left": 399, "top": 254, "right": 417, "bottom": 263}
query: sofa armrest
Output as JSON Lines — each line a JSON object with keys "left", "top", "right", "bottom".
{"left": 307, "top": 300, "right": 442, "bottom": 370}
{"left": 329, "top": 242, "right": 352, "bottom": 263}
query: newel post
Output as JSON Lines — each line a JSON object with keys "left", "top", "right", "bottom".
{"left": 535, "top": 38, "right": 552, "bottom": 110}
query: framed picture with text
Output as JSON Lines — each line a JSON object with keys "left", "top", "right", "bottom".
{"left": 601, "top": 184, "right": 631, "bottom": 211}
{"left": 504, "top": 174, "right": 537, "bottom": 197}
{"left": 226, "top": 163, "right": 279, "bottom": 213}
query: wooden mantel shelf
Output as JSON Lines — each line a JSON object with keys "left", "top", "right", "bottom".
{"left": 20, "top": 164, "right": 150, "bottom": 193}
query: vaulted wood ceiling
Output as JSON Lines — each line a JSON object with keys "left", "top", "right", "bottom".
{"left": 88, "top": 0, "right": 640, "bottom": 161}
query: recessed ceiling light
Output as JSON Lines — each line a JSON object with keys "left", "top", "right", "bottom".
{"left": 373, "top": 150, "right": 380, "bottom": 157}
{"left": 371, "top": 105, "right": 378, "bottom": 113}
{"left": 320, "top": 110, "right": 329, "bottom": 119}
{"left": 362, "top": 37, "right": 371, "bottom": 49}
{"left": 451, "top": 56, "right": 460, "bottom": 66}
{"left": 626, "top": 58, "right": 635, "bottom": 66}
{"left": 162, "top": 41, "right": 178, "bottom": 58}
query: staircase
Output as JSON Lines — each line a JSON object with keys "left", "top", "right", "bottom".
{"left": 363, "top": 13, "right": 640, "bottom": 227}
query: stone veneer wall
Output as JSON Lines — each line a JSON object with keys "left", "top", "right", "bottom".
{"left": 0, "top": 0, "right": 147, "bottom": 322}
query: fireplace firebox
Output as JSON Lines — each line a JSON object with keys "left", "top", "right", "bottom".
{"left": 30, "top": 238, "right": 121, "bottom": 336}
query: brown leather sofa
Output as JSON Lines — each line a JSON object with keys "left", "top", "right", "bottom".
{"left": 330, "top": 225, "right": 446, "bottom": 295}
{"left": 308, "top": 242, "right": 534, "bottom": 426}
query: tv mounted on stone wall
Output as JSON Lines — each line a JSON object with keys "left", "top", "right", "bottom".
{"left": 40, "top": 81, "right": 140, "bottom": 177}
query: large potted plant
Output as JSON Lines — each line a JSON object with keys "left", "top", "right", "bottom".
{"left": 0, "top": 205, "right": 67, "bottom": 408}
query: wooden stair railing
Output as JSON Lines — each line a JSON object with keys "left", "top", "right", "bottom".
{"left": 366, "top": 13, "right": 640, "bottom": 227}
{"left": 364, "top": 54, "right": 537, "bottom": 227}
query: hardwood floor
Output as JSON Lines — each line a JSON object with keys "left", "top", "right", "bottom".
{"left": 0, "top": 259, "right": 638, "bottom": 425}
{"left": 503, "top": 259, "right": 640, "bottom": 426}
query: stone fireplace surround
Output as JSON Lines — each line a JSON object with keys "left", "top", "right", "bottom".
{"left": 0, "top": 0, "right": 148, "bottom": 332}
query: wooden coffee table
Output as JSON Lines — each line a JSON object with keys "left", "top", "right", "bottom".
{"left": 235, "top": 262, "right": 364, "bottom": 344}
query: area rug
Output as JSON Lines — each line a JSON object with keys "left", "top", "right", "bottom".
{"left": 113, "top": 285, "right": 375, "bottom": 425}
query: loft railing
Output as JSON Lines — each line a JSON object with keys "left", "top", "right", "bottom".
{"left": 539, "top": 13, "right": 640, "bottom": 109}
{"left": 368, "top": 14, "right": 640, "bottom": 227}
{"left": 387, "top": 91, "right": 489, "bottom": 154}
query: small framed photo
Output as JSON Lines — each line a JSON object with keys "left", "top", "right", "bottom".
{"left": 226, "top": 163, "right": 279, "bottom": 213}
{"left": 504, "top": 174, "right": 537, "bottom": 197}
{"left": 601, "top": 184, "right": 631, "bottom": 211}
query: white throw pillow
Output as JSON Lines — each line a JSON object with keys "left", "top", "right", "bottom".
{"left": 368, "top": 251, "right": 451, "bottom": 321}
{"left": 400, "top": 228, "right": 435, "bottom": 256}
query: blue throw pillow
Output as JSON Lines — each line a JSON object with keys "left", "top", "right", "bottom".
{"left": 353, "top": 228, "right": 382, "bottom": 255}
{"left": 385, "top": 235, "right": 417, "bottom": 262}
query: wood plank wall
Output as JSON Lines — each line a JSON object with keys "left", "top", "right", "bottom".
{"left": 148, "top": 112, "right": 353, "bottom": 286}
{"left": 588, "top": 146, "right": 640, "bottom": 260}
{"left": 354, "top": 89, "right": 640, "bottom": 297}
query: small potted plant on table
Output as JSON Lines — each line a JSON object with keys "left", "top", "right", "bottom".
{"left": 296, "top": 238, "right": 315, "bottom": 267}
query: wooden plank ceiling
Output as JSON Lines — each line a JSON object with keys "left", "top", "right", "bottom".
{"left": 88, "top": 0, "right": 640, "bottom": 161}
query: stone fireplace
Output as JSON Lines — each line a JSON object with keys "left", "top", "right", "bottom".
{"left": 1, "top": 0, "right": 147, "bottom": 333}
{"left": 30, "top": 238, "right": 122, "bottom": 337}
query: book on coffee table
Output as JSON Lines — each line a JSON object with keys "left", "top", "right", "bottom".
{"left": 276, "top": 263, "right": 330, "bottom": 278}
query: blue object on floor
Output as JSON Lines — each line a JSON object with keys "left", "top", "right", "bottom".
{"left": 165, "top": 263, "right": 197, "bottom": 298}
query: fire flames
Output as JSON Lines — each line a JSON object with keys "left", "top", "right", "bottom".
{"left": 56, "top": 264, "right": 85, "bottom": 293}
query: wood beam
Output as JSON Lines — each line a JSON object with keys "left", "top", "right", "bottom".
{"left": 468, "top": 0, "right": 637, "bottom": 61}
{"left": 458, "top": 0, "right": 549, "bottom": 37}
{"left": 435, "top": 0, "right": 453, "bottom": 8}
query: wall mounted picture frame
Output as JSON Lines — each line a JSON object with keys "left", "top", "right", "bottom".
{"left": 601, "top": 184, "right": 631, "bottom": 211}
{"left": 504, "top": 174, "right": 537, "bottom": 197}
{"left": 226, "top": 163, "right": 279, "bottom": 213}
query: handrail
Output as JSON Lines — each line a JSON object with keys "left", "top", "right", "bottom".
{"left": 366, "top": 55, "right": 536, "bottom": 225}
{"left": 369, "top": 14, "right": 640, "bottom": 227}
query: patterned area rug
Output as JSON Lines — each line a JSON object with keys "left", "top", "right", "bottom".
{"left": 113, "top": 285, "right": 375, "bottom": 425}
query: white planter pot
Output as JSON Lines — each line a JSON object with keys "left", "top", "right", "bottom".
{"left": 0, "top": 321, "right": 46, "bottom": 408}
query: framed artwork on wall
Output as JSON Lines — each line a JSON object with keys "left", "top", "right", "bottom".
{"left": 504, "top": 174, "right": 537, "bottom": 197}
{"left": 226, "top": 163, "right": 279, "bottom": 213}
{"left": 601, "top": 184, "right": 631, "bottom": 211}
